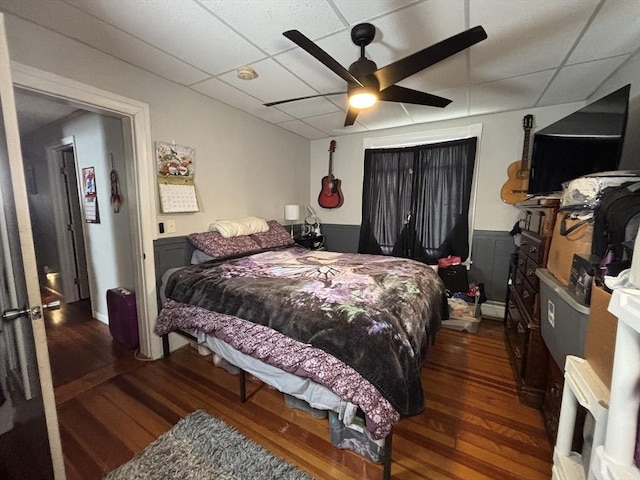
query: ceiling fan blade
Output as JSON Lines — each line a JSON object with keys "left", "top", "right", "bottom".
{"left": 284, "top": 30, "right": 363, "bottom": 87}
{"left": 378, "top": 85, "right": 452, "bottom": 108}
{"left": 344, "top": 107, "right": 359, "bottom": 126}
{"left": 264, "top": 91, "right": 346, "bottom": 107}
{"left": 373, "top": 25, "right": 487, "bottom": 90}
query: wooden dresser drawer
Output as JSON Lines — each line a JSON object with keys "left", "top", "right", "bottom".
{"left": 519, "top": 276, "right": 537, "bottom": 317}
{"left": 505, "top": 308, "right": 526, "bottom": 375}
{"left": 524, "top": 256, "right": 540, "bottom": 291}
{"left": 520, "top": 231, "right": 545, "bottom": 265}
{"left": 514, "top": 268, "right": 526, "bottom": 294}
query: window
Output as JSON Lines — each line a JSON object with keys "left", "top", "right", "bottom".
{"left": 358, "top": 137, "right": 477, "bottom": 264}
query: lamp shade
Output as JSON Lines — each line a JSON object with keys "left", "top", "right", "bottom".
{"left": 284, "top": 204, "right": 300, "bottom": 221}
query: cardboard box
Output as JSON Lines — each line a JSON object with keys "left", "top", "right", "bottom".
{"left": 547, "top": 212, "right": 593, "bottom": 287}
{"left": 584, "top": 286, "right": 618, "bottom": 389}
{"left": 568, "top": 254, "right": 601, "bottom": 306}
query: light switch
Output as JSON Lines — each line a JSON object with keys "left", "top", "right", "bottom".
{"left": 166, "top": 219, "right": 176, "bottom": 233}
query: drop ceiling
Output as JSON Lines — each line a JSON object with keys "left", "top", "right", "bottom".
{"left": 2, "top": 0, "right": 639, "bottom": 139}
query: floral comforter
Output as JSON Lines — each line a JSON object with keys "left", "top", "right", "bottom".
{"left": 159, "top": 246, "right": 445, "bottom": 417}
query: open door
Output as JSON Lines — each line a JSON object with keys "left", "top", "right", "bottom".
{"left": 0, "top": 12, "right": 64, "bottom": 480}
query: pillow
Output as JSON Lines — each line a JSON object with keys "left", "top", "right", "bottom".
{"left": 209, "top": 216, "right": 269, "bottom": 238}
{"left": 251, "top": 220, "right": 295, "bottom": 249}
{"left": 190, "top": 249, "right": 215, "bottom": 264}
{"left": 187, "top": 231, "right": 261, "bottom": 259}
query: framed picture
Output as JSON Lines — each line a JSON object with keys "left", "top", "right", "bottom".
{"left": 82, "top": 166, "right": 100, "bottom": 223}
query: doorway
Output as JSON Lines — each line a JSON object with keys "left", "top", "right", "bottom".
{"left": 38, "top": 144, "right": 90, "bottom": 304}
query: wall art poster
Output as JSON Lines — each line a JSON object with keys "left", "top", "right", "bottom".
{"left": 82, "top": 166, "right": 100, "bottom": 223}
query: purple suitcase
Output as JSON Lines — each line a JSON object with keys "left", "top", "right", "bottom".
{"left": 107, "top": 288, "right": 139, "bottom": 349}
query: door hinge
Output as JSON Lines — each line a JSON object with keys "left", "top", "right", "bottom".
{"left": 67, "top": 223, "right": 74, "bottom": 232}
{"left": 60, "top": 166, "right": 67, "bottom": 175}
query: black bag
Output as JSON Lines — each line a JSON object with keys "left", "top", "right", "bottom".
{"left": 438, "top": 265, "right": 469, "bottom": 293}
{"left": 592, "top": 182, "right": 640, "bottom": 260}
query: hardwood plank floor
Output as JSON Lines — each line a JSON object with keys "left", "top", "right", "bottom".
{"left": 46, "top": 304, "right": 553, "bottom": 480}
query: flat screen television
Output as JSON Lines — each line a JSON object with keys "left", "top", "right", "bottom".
{"left": 527, "top": 84, "right": 630, "bottom": 196}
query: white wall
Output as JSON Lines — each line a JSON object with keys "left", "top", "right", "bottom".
{"left": 309, "top": 103, "right": 584, "bottom": 232}
{"left": 23, "top": 112, "right": 133, "bottom": 322}
{"left": 4, "top": 13, "right": 311, "bottom": 238}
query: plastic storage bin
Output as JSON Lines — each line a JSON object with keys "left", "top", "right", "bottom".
{"left": 441, "top": 295, "right": 481, "bottom": 333}
{"left": 328, "top": 410, "right": 385, "bottom": 463}
{"left": 536, "top": 269, "right": 590, "bottom": 369}
{"left": 284, "top": 394, "right": 327, "bottom": 419}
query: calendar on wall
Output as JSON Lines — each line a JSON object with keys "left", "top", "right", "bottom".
{"left": 158, "top": 182, "right": 199, "bottom": 213}
{"left": 155, "top": 141, "right": 199, "bottom": 213}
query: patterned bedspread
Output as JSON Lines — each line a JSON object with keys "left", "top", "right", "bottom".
{"left": 159, "top": 246, "right": 445, "bottom": 417}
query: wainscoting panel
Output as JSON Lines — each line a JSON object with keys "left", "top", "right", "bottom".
{"left": 470, "top": 230, "right": 515, "bottom": 304}
{"left": 321, "top": 224, "right": 361, "bottom": 253}
{"left": 321, "top": 225, "right": 514, "bottom": 304}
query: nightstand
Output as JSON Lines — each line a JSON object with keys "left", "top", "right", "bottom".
{"left": 294, "top": 235, "right": 325, "bottom": 250}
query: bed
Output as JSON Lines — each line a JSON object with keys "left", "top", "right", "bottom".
{"left": 154, "top": 219, "right": 446, "bottom": 478}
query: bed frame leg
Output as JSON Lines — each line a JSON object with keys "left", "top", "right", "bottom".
{"left": 162, "top": 334, "right": 170, "bottom": 357}
{"left": 383, "top": 429, "right": 393, "bottom": 480}
{"left": 239, "top": 370, "right": 247, "bottom": 403}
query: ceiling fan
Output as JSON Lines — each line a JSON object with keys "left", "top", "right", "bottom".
{"left": 264, "top": 23, "right": 487, "bottom": 127}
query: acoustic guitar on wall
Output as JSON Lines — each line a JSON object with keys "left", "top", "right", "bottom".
{"left": 501, "top": 114, "right": 534, "bottom": 204}
{"left": 318, "top": 139, "right": 344, "bottom": 209}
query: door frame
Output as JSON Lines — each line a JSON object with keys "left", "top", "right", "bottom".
{"left": 10, "top": 62, "right": 160, "bottom": 358}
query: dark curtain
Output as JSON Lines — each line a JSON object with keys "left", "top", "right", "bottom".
{"left": 358, "top": 138, "right": 477, "bottom": 264}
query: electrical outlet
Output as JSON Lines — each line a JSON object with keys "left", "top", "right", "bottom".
{"left": 165, "top": 219, "right": 176, "bottom": 233}
{"left": 547, "top": 299, "right": 555, "bottom": 327}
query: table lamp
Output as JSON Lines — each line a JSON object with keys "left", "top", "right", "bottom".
{"left": 284, "top": 204, "right": 299, "bottom": 238}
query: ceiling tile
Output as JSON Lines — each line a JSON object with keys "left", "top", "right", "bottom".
{"left": 193, "top": 78, "right": 293, "bottom": 124}
{"left": 217, "top": 58, "right": 319, "bottom": 103}
{"left": 274, "top": 47, "right": 347, "bottom": 94}
{"left": 271, "top": 96, "right": 341, "bottom": 119}
{"left": 469, "top": 70, "right": 555, "bottom": 115}
{"left": 403, "top": 87, "right": 469, "bottom": 122}
{"left": 200, "top": 0, "right": 346, "bottom": 55}
{"left": 0, "top": 0, "right": 209, "bottom": 85}
{"left": 65, "top": 0, "right": 265, "bottom": 75}
{"left": 276, "top": 119, "right": 327, "bottom": 140}
{"left": 354, "top": 0, "right": 466, "bottom": 72}
{"left": 568, "top": 0, "right": 640, "bottom": 64}
{"left": 332, "top": 0, "right": 418, "bottom": 25}
{"left": 469, "top": 0, "right": 599, "bottom": 83}
{"left": 303, "top": 111, "right": 368, "bottom": 136}
{"left": 355, "top": 102, "right": 413, "bottom": 130}
{"left": 539, "top": 56, "right": 630, "bottom": 106}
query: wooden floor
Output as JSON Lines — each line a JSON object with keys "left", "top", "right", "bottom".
{"left": 47, "top": 302, "right": 553, "bottom": 480}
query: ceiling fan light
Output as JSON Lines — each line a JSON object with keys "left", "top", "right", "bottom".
{"left": 349, "top": 90, "right": 377, "bottom": 109}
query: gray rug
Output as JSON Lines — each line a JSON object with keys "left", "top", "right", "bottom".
{"left": 104, "top": 410, "right": 313, "bottom": 480}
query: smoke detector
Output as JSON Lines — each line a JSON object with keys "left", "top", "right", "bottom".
{"left": 237, "top": 66, "right": 258, "bottom": 80}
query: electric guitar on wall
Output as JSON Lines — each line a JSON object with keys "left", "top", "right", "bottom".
{"left": 318, "top": 139, "right": 344, "bottom": 208}
{"left": 501, "top": 114, "right": 534, "bottom": 204}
